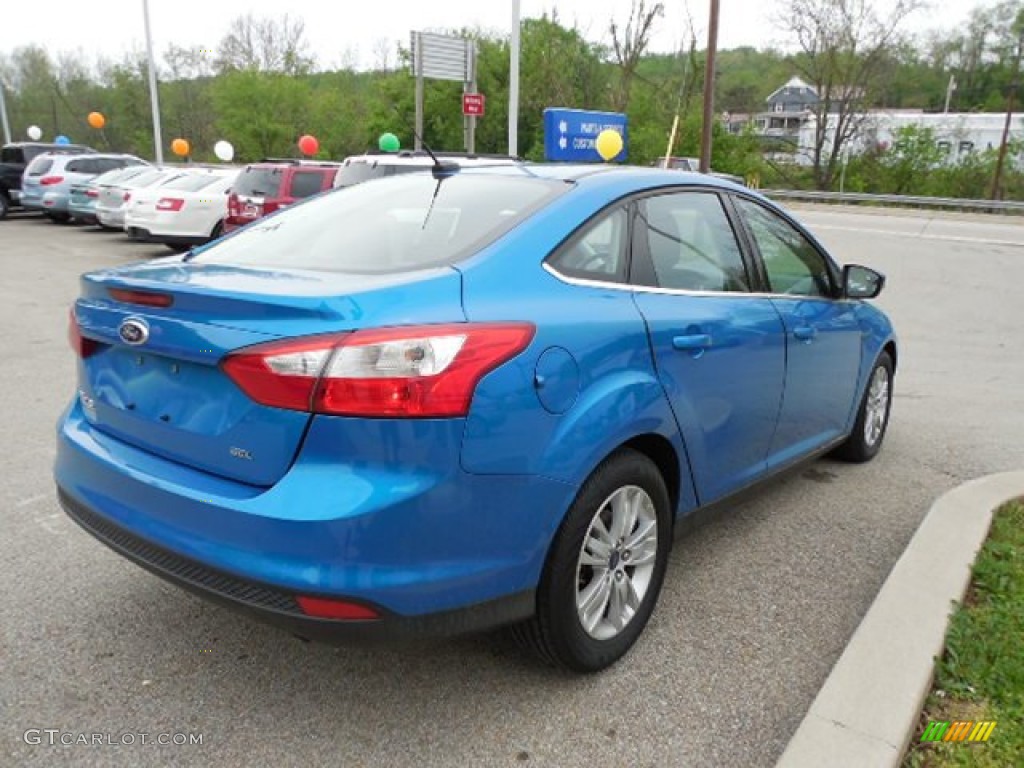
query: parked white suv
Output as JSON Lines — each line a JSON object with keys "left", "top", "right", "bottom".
{"left": 333, "top": 151, "right": 522, "bottom": 189}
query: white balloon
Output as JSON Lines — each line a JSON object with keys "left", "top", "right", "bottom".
{"left": 213, "top": 140, "right": 234, "bottom": 162}
{"left": 27, "top": 125, "right": 42, "bottom": 141}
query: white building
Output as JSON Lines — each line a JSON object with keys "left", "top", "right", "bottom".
{"left": 795, "top": 110, "right": 1024, "bottom": 166}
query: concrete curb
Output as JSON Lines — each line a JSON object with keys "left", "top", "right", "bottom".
{"left": 775, "top": 471, "right": 1024, "bottom": 768}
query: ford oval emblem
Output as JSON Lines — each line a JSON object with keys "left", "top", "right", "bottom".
{"left": 118, "top": 317, "right": 150, "bottom": 346}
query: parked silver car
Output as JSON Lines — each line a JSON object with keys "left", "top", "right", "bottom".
{"left": 94, "top": 167, "right": 191, "bottom": 230}
{"left": 21, "top": 153, "right": 148, "bottom": 223}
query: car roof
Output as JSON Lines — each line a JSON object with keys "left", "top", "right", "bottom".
{"left": 5, "top": 142, "right": 94, "bottom": 151}
{"left": 244, "top": 159, "right": 341, "bottom": 170}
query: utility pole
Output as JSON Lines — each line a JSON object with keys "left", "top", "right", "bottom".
{"left": 991, "top": 15, "right": 1024, "bottom": 201}
{"left": 699, "top": 0, "right": 720, "bottom": 174}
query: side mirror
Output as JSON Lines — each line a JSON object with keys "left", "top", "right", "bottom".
{"left": 843, "top": 264, "right": 885, "bottom": 299}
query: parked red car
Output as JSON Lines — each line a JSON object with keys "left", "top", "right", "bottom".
{"left": 224, "top": 159, "right": 340, "bottom": 232}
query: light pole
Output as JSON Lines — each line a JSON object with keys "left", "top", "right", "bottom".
{"left": 142, "top": 0, "right": 164, "bottom": 164}
{"left": 0, "top": 79, "right": 12, "bottom": 144}
{"left": 509, "top": 0, "right": 521, "bottom": 157}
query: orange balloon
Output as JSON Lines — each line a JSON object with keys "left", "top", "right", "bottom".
{"left": 87, "top": 111, "right": 105, "bottom": 129}
{"left": 171, "top": 138, "right": 191, "bottom": 157}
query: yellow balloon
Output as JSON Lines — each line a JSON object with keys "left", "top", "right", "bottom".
{"left": 595, "top": 129, "right": 623, "bottom": 162}
{"left": 171, "top": 138, "right": 191, "bottom": 157}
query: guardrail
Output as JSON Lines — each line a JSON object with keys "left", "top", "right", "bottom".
{"left": 761, "top": 189, "right": 1024, "bottom": 216}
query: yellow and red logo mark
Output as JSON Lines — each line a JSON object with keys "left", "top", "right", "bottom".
{"left": 920, "top": 720, "right": 997, "bottom": 743}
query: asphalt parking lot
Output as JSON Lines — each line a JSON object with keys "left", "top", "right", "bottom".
{"left": 3, "top": 207, "right": 1023, "bottom": 768}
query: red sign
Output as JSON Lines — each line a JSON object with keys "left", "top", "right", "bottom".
{"left": 462, "top": 93, "right": 485, "bottom": 117}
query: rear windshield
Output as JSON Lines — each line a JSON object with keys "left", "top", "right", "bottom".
{"left": 98, "top": 166, "right": 150, "bottom": 186}
{"left": 233, "top": 168, "right": 283, "bottom": 197}
{"left": 162, "top": 173, "right": 227, "bottom": 192}
{"left": 335, "top": 162, "right": 429, "bottom": 188}
{"left": 25, "top": 157, "right": 54, "bottom": 176}
{"left": 125, "top": 170, "right": 172, "bottom": 188}
{"left": 192, "top": 174, "right": 565, "bottom": 274}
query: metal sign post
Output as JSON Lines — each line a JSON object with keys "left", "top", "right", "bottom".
{"left": 463, "top": 44, "right": 478, "bottom": 154}
{"left": 410, "top": 31, "right": 474, "bottom": 153}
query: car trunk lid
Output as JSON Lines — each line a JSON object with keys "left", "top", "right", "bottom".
{"left": 72, "top": 261, "right": 465, "bottom": 486}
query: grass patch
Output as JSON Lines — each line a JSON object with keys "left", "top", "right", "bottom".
{"left": 903, "top": 500, "right": 1024, "bottom": 767}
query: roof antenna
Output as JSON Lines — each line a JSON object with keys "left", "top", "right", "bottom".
{"left": 392, "top": 106, "right": 457, "bottom": 177}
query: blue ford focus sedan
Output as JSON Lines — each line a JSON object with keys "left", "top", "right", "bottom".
{"left": 56, "top": 164, "right": 896, "bottom": 672}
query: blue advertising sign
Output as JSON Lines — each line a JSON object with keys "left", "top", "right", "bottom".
{"left": 543, "top": 108, "right": 628, "bottom": 163}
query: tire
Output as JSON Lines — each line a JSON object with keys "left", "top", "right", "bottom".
{"left": 832, "top": 351, "right": 894, "bottom": 463}
{"left": 512, "top": 448, "right": 672, "bottom": 673}
{"left": 208, "top": 220, "right": 223, "bottom": 242}
{"left": 48, "top": 212, "right": 71, "bottom": 224}
{"left": 0, "top": 193, "right": 9, "bottom": 220}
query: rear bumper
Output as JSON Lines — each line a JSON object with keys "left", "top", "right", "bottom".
{"left": 69, "top": 201, "right": 98, "bottom": 221}
{"left": 54, "top": 401, "right": 574, "bottom": 636}
{"left": 96, "top": 208, "right": 125, "bottom": 228}
{"left": 42, "top": 191, "right": 71, "bottom": 213}
{"left": 58, "top": 489, "right": 534, "bottom": 643}
{"left": 125, "top": 225, "right": 206, "bottom": 247}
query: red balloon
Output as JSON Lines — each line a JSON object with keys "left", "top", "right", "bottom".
{"left": 298, "top": 134, "right": 319, "bottom": 156}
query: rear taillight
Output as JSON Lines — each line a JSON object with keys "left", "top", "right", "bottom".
{"left": 68, "top": 308, "right": 99, "bottom": 359}
{"left": 123, "top": 192, "right": 131, "bottom": 202}
{"left": 156, "top": 197, "right": 185, "bottom": 212}
{"left": 40, "top": 176, "right": 64, "bottom": 186}
{"left": 221, "top": 323, "right": 535, "bottom": 417}
{"left": 227, "top": 196, "right": 239, "bottom": 216}
{"left": 86, "top": 190, "right": 99, "bottom": 198}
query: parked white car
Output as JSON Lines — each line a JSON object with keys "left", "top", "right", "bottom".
{"left": 125, "top": 168, "right": 238, "bottom": 250}
{"left": 94, "top": 168, "right": 192, "bottom": 230}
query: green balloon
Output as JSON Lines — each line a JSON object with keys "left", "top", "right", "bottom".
{"left": 378, "top": 132, "right": 400, "bottom": 152}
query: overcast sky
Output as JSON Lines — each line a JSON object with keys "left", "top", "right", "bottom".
{"left": 0, "top": 0, "right": 992, "bottom": 72}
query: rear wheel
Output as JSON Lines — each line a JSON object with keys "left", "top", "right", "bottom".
{"left": 512, "top": 449, "right": 672, "bottom": 672}
{"left": 48, "top": 212, "right": 71, "bottom": 224}
{"left": 833, "top": 351, "right": 893, "bottom": 462}
{"left": 208, "top": 220, "right": 223, "bottom": 241}
{"left": 0, "top": 193, "right": 9, "bottom": 220}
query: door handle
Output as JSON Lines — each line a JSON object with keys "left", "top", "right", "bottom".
{"left": 672, "top": 334, "right": 712, "bottom": 351}
{"left": 793, "top": 326, "right": 817, "bottom": 342}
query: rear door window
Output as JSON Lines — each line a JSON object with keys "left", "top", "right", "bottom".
{"left": 233, "top": 168, "right": 283, "bottom": 198}
{"left": 66, "top": 158, "right": 97, "bottom": 174}
{"left": 636, "top": 192, "right": 751, "bottom": 292}
{"left": 288, "top": 171, "right": 326, "bottom": 199}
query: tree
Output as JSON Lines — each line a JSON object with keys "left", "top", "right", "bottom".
{"left": 609, "top": 0, "right": 665, "bottom": 111}
{"left": 216, "top": 14, "right": 315, "bottom": 75}
{"left": 776, "top": 0, "right": 925, "bottom": 189}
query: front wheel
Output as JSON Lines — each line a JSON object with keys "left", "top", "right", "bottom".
{"left": 512, "top": 449, "right": 672, "bottom": 673}
{"left": 833, "top": 351, "right": 893, "bottom": 462}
